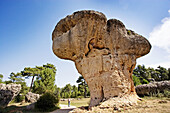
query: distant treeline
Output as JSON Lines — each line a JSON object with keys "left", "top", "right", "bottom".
{"left": 0, "top": 64, "right": 169, "bottom": 100}
{"left": 133, "top": 65, "right": 170, "bottom": 86}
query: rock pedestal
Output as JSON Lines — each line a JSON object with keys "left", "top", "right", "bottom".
{"left": 0, "top": 83, "right": 21, "bottom": 108}
{"left": 52, "top": 10, "right": 151, "bottom": 107}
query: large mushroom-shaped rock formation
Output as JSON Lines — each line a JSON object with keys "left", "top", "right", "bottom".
{"left": 52, "top": 10, "right": 151, "bottom": 107}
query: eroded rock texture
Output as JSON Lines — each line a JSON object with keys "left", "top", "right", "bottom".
{"left": 25, "top": 92, "right": 40, "bottom": 103}
{"left": 136, "top": 81, "right": 170, "bottom": 96}
{"left": 0, "top": 83, "right": 21, "bottom": 108}
{"left": 52, "top": 10, "right": 151, "bottom": 107}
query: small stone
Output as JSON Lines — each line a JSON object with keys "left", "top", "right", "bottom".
{"left": 114, "top": 107, "right": 119, "bottom": 110}
{"left": 158, "top": 100, "right": 168, "bottom": 104}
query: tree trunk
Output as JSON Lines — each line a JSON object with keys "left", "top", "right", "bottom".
{"left": 84, "top": 84, "right": 87, "bottom": 98}
{"left": 29, "top": 75, "right": 35, "bottom": 92}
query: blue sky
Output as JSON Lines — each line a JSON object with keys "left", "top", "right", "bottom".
{"left": 0, "top": 0, "right": 170, "bottom": 87}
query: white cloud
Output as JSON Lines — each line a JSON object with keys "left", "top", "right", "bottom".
{"left": 145, "top": 61, "right": 170, "bottom": 69}
{"left": 149, "top": 10, "right": 170, "bottom": 53}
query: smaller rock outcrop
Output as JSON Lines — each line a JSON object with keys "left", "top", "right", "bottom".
{"left": 25, "top": 92, "right": 40, "bottom": 103}
{"left": 0, "top": 83, "right": 21, "bottom": 108}
{"left": 135, "top": 81, "right": 170, "bottom": 96}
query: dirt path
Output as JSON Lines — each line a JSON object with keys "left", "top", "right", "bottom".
{"left": 50, "top": 104, "right": 76, "bottom": 113}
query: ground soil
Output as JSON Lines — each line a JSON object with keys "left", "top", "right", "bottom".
{"left": 71, "top": 97, "right": 170, "bottom": 113}
{"left": 2, "top": 97, "right": 170, "bottom": 113}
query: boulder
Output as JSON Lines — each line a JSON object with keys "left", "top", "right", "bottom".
{"left": 135, "top": 81, "right": 170, "bottom": 96}
{"left": 0, "top": 83, "right": 21, "bottom": 108}
{"left": 25, "top": 92, "right": 40, "bottom": 103}
{"left": 52, "top": 10, "right": 151, "bottom": 107}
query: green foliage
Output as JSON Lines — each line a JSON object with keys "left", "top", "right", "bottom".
{"left": 71, "top": 85, "right": 78, "bottom": 98}
{"left": 60, "top": 84, "right": 72, "bottom": 98}
{"left": 0, "top": 74, "right": 3, "bottom": 83}
{"left": 8, "top": 72, "right": 24, "bottom": 83}
{"left": 59, "top": 83, "right": 90, "bottom": 99}
{"left": 4, "top": 80, "right": 13, "bottom": 84}
{"left": 14, "top": 94, "right": 25, "bottom": 103}
{"left": 142, "top": 78, "right": 149, "bottom": 84}
{"left": 54, "top": 86, "right": 61, "bottom": 98}
{"left": 76, "top": 76, "right": 90, "bottom": 98}
{"left": 164, "top": 90, "right": 170, "bottom": 98}
{"left": 22, "top": 66, "right": 42, "bottom": 92}
{"left": 6, "top": 72, "right": 29, "bottom": 102}
{"left": 156, "top": 66, "right": 169, "bottom": 81}
{"left": 16, "top": 81, "right": 29, "bottom": 95}
{"left": 59, "top": 76, "right": 90, "bottom": 98}
{"left": 168, "top": 68, "right": 170, "bottom": 80}
{"left": 35, "top": 92, "right": 59, "bottom": 111}
{"left": 148, "top": 90, "right": 170, "bottom": 98}
{"left": 133, "top": 65, "right": 170, "bottom": 86}
{"left": 133, "top": 65, "right": 150, "bottom": 80}
{"left": 32, "top": 64, "right": 56, "bottom": 94}
{"left": 132, "top": 74, "right": 141, "bottom": 86}
{"left": 5, "top": 63, "right": 57, "bottom": 103}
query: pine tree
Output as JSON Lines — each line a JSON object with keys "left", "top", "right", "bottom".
{"left": 8, "top": 72, "right": 24, "bottom": 82}
{"left": 22, "top": 67, "right": 41, "bottom": 92}
{"left": 32, "top": 63, "right": 56, "bottom": 94}
{"left": 76, "top": 76, "right": 88, "bottom": 98}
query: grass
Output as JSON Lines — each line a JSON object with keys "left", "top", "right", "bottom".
{"left": 0, "top": 102, "right": 59, "bottom": 113}
{"left": 1, "top": 97, "right": 170, "bottom": 113}
{"left": 59, "top": 98, "right": 90, "bottom": 107}
{"left": 71, "top": 97, "right": 170, "bottom": 113}
{"left": 124, "top": 96, "right": 170, "bottom": 113}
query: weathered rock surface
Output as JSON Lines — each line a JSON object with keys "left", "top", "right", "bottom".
{"left": 25, "top": 92, "right": 40, "bottom": 103}
{"left": 135, "top": 81, "right": 170, "bottom": 96}
{"left": 0, "top": 83, "right": 21, "bottom": 108}
{"left": 52, "top": 10, "right": 151, "bottom": 107}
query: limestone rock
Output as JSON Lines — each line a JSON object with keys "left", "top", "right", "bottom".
{"left": 25, "top": 92, "right": 40, "bottom": 103}
{"left": 135, "top": 81, "right": 170, "bottom": 96}
{"left": 0, "top": 83, "right": 21, "bottom": 108}
{"left": 52, "top": 10, "right": 151, "bottom": 107}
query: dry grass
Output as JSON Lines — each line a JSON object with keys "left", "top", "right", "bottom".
{"left": 71, "top": 97, "right": 170, "bottom": 113}
{"left": 124, "top": 97, "right": 170, "bottom": 113}
{"left": 8, "top": 102, "right": 31, "bottom": 107}
{"left": 2, "top": 97, "right": 170, "bottom": 113}
{"left": 60, "top": 98, "right": 90, "bottom": 107}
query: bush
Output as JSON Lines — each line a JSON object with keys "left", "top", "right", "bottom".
{"left": 164, "top": 90, "right": 170, "bottom": 98}
{"left": 14, "top": 94, "right": 25, "bottom": 102}
{"left": 132, "top": 75, "right": 141, "bottom": 86}
{"left": 35, "top": 92, "right": 59, "bottom": 111}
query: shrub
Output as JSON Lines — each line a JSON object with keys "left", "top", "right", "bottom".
{"left": 164, "top": 90, "right": 170, "bottom": 98}
{"left": 35, "top": 92, "right": 59, "bottom": 111}
{"left": 142, "top": 79, "right": 149, "bottom": 84}
{"left": 132, "top": 75, "right": 141, "bottom": 86}
{"left": 14, "top": 94, "right": 25, "bottom": 102}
